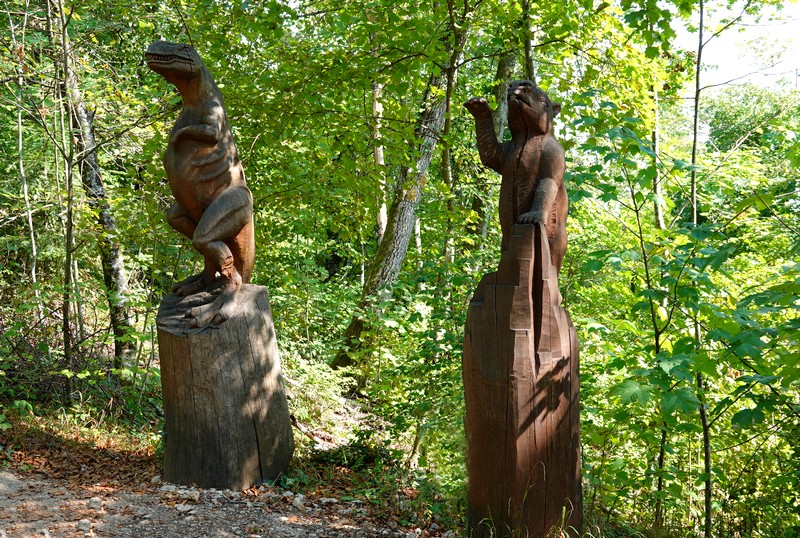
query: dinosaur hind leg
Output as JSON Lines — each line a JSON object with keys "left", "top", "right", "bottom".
{"left": 186, "top": 186, "right": 254, "bottom": 327}
{"left": 166, "top": 202, "right": 216, "bottom": 295}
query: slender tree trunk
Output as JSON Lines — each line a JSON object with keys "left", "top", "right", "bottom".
{"left": 653, "top": 86, "right": 665, "bottom": 230}
{"left": 332, "top": 17, "right": 469, "bottom": 368}
{"left": 45, "top": 0, "right": 75, "bottom": 402}
{"left": 9, "top": 5, "right": 42, "bottom": 317}
{"left": 66, "top": 69, "right": 135, "bottom": 369}
{"left": 441, "top": 25, "right": 461, "bottom": 269}
{"left": 652, "top": 83, "right": 668, "bottom": 529}
{"left": 372, "top": 82, "right": 388, "bottom": 244}
{"left": 654, "top": 425, "right": 667, "bottom": 528}
{"left": 519, "top": 0, "right": 536, "bottom": 84}
{"left": 492, "top": 54, "right": 516, "bottom": 138}
{"left": 52, "top": 0, "right": 135, "bottom": 371}
{"left": 332, "top": 75, "right": 447, "bottom": 368}
{"left": 691, "top": 3, "right": 713, "bottom": 535}
{"left": 691, "top": 2, "right": 703, "bottom": 229}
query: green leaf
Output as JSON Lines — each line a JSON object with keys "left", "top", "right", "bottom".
{"left": 661, "top": 388, "right": 699, "bottom": 416}
{"left": 731, "top": 407, "right": 765, "bottom": 428}
{"left": 613, "top": 379, "right": 654, "bottom": 404}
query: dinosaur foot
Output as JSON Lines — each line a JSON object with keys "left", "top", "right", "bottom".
{"left": 186, "top": 276, "right": 242, "bottom": 328}
{"left": 173, "top": 273, "right": 214, "bottom": 296}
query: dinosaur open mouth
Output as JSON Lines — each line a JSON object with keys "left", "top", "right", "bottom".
{"left": 145, "top": 53, "right": 192, "bottom": 65}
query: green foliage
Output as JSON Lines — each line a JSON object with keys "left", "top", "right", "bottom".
{"left": 1, "top": 0, "right": 798, "bottom": 535}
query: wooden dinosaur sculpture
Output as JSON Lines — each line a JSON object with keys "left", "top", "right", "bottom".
{"left": 146, "top": 41, "right": 255, "bottom": 327}
{"left": 465, "top": 80, "right": 567, "bottom": 273}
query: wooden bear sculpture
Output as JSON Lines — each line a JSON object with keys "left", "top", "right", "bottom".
{"left": 465, "top": 80, "right": 567, "bottom": 272}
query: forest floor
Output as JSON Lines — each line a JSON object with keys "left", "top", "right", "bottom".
{"left": 0, "top": 416, "right": 455, "bottom": 538}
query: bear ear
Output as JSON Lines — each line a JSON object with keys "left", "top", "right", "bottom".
{"left": 552, "top": 102, "right": 562, "bottom": 117}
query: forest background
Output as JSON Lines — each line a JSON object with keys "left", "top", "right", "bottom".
{"left": 0, "top": 0, "right": 798, "bottom": 536}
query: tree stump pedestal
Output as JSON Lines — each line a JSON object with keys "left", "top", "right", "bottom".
{"left": 156, "top": 284, "right": 294, "bottom": 490}
{"left": 463, "top": 223, "right": 581, "bottom": 537}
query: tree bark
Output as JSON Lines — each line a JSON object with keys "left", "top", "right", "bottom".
{"left": 372, "top": 81, "right": 388, "bottom": 244}
{"left": 652, "top": 86, "right": 665, "bottom": 230}
{"left": 9, "top": 7, "right": 41, "bottom": 316}
{"left": 520, "top": 0, "right": 536, "bottom": 84}
{"left": 52, "top": 0, "right": 135, "bottom": 370}
{"left": 691, "top": 4, "right": 713, "bottom": 535}
{"left": 331, "top": 78, "right": 445, "bottom": 367}
{"left": 332, "top": 25, "right": 468, "bottom": 367}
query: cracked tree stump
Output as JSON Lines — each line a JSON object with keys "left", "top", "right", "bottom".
{"left": 156, "top": 284, "right": 294, "bottom": 490}
{"left": 463, "top": 223, "right": 581, "bottom": 537}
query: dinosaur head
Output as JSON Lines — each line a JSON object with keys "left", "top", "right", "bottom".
{"left": 507, "top": 80, "right": 561, "bottom": 136}
{"left": 145, "top": 41, "right": 204, "bottom": 86}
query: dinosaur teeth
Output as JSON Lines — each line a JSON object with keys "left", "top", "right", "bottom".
{"left": 146, "top": 53, "right": 192, "bottom": 63}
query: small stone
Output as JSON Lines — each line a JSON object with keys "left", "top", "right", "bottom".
{"left": 179, "top": 489, "right": 200, "bottom": 502}
{"left": 175, "top": 503, "right": 194, "bottom": 514}
{"left": 150, "top": 475, "right": 162, "bottom": 484}
{"left": 77, "top": 519, "right": 92, "bottom": 532}
{"left": 292, "top": 493, "right": 306, "bottom": 510}
{"left": 282, "top": 490, "right": 294, "bottom": 498}
{"left": 319, "top": 497, "right": 339, "bottom": 504}
{"left": 87, "top": 497, "right": 103, "bottom": 510}
{"left": 429, "top": 523, "right": 440, "bottom": 531}
{"left": 159, "top": 484, "right": 176, "bottom": 492}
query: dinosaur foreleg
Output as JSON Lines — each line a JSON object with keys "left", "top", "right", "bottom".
{"left": 186, "top": 186, "right": 254, "bottom": 327}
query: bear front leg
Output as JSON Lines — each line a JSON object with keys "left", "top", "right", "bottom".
{"left": 465, "top": 98, "right": 503, "bottom": 172}
{"left": 518, "top": 177, "right": 558, "bottom": 224}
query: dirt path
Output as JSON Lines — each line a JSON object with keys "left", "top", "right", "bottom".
{"left": 1, "top": 469, "right": 448, "bottom": 538}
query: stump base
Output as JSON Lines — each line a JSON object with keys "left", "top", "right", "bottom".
{"left": 463, "top": 224, "right": 581, "bottom": 537}
{"left": 157, "top": 284, "right": 294, "bottom": 490}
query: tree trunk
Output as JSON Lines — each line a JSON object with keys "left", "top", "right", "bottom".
{"left": 331, "top": 73, "right": 449, "bottom": 369}
{"left": 652, "top": 86, "right": 665, "bottom": 230}
{"left": 53, "top": 2, "right": 135, "bottom": 370}
{"left": 9, "top": 8, "right": 42, "bottom": 316}
{"left": 691, "top": 3, "right": 713, "bottom": 535}
{"left": 520, "top": 0, "right": 536, "bottom": 84}
{"left": 372, "top": 81, "right": 388, "bottom": 244}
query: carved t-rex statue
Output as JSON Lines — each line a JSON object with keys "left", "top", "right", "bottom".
{"left": 465, "top": 80, "right": 567, "bottom": 273}
{"left": 146, "top": 41, "right": 255, "bottom": 328}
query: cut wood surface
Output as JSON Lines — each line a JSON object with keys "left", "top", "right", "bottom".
{"left": 157, "top": 284, "right": 294, "bottom": 490}
{"left": 463, "top": 223, "right": 581, "bottom": 537}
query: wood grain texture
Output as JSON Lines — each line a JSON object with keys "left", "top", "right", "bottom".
{"left": 157, "top": 284, "right": 294, "bottom": 490}
{"left": 463, "top": 223, "right": 581, "bottom": 537}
